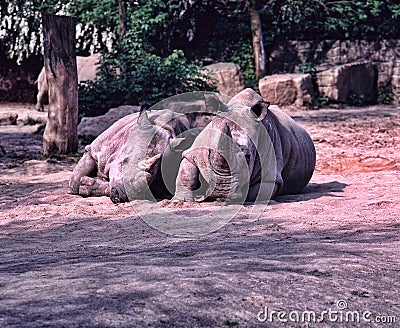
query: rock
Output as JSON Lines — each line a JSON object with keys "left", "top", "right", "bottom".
{"left": 203, "top": 62, "right": 245, "bottom": 97}
{"left": 78, "top": 105, "right": 140, "bottom": 138}
{"left": 292, "top": 74, "right": 315, "bottom": 106}
{"left": 391, "top": 60, "right": 400, "bottom": 105}
{"left": 316, "top": 61, "right": 377, "bottom": 103}
{"left": 376, "top": 61, "right": 394, "bottom": 85}
{"left": 0, "top": 112, "right": 18, "bottom": 125}
{"left": 151, "top": 92, "right": 230, "bottom": 113}
{"left": 258, "top": 74, "right": 314, "bottom": 107}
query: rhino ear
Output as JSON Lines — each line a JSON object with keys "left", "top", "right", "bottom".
{"left": 250, "top": 101, "right": 270, "bottom": 120}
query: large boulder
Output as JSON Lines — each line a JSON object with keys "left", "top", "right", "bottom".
{"left": 203, "top": 62, "right": 245, "bottom": 97}
{"left": 258, "top": 74, "right": 314, "bottom": 107}
{"left": 78, "top": 105, "right": 141, "bottom": 139}
{"left": 316, "top": 61, "right": 377, "bottom": 103}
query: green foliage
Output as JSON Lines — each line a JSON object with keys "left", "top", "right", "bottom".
{"left": 266, "top": 0, "right": 400, "bottom": 41}
{"left": 206, "top": 3, "right": 258, "bottom": 89}
{"left": 79, "top": 50, "right": 215, "bottom": 117}
{"left": 210, "top": 37, "right": 258, "bottom": 90}
{"left": 347, "top": 91, "right": 367, "bottom": 107}
{"left": 2, "top": 0, "right": 400, "bottom": 111}
{"left": 68, "top": 0, "right": 120, "bottom": 53}
{"left": 0, "top": 1, "right": 65, "bottom": 61}
{"left": 298, "top": 62, "right": 316, "bottom": 79}
{"left": 314, "top": 93, "right": 333, "bottom": 108}
{"left": 377, "top": 82, "right": 394, "bottom": 105}
{"left": 76, "top": 1, "right": 217, "bottom": 116}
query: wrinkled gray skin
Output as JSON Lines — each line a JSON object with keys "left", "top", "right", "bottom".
{"left": 173, "top": 88, "right": 316, "bottom": 203}
{"left": 69, "top": 109, "right": 211, "bottom": 203}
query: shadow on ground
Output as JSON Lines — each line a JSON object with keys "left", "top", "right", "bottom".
{"left": 0, "top": 214, "right": 398, "bottom": 327}
{"left": 274, "top": 181, "right": 348, "bottom": 203}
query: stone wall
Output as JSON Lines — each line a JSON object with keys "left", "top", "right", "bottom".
{"left": 269, "top": 39, "right": 400, "bottom": 104}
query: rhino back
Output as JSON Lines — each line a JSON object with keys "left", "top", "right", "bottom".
{"left": 88, "top": 109, "right": 193, "bottom": 179}
{"left": 89, "top": 113, "right": 141, "bottom": 175}
{"left": 266, "top": 105, "right": 316, "bottom": 195}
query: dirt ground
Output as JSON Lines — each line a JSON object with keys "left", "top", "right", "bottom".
{"left": 0, "top": 103, "right": 399, "bottom": 327}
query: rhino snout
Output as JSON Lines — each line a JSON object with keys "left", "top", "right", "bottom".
{"left": 110, "top": 186, "right": 128, "bottom": 203}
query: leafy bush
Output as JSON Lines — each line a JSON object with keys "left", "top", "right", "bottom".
{"left": 265, "top": 0, "right": 400, "bottom": 41}
{"left": 347, "top": 91, "right": 367, "bottom": 107}
{"left": 298, "top": 62, "right": 316, "bottom": 79}
{"left": 377, "top": 82, "right": 394, "bottom": 105}
{"left": 78, "top": 50, "right": 215, "bottom": 118}
{"left": 314, "top": 93, "right": 334, "bottom": 108}
{"left": 76, "top": 1, "right": 219, "bottom": 117}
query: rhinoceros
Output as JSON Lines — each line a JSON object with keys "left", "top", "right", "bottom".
{"left": 69, "top": 108, "right": 214, "bottom": 203}
{"left": 36, "top": 54, "right": 100, "bottom": 111}
{"left": 173, "top": 88, "right": 316, "bottom": 203}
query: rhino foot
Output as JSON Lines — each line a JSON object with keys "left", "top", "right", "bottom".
{"left": 35, "top": 104, "right": 44, "bottom": 112}
{"left": 160, "top": 199, "right": 201, "bottom": 208}
{"left": 160, "top": 199, "right": 185, "bottom": 208}
{"left": 78, "top": 176, "right": 110, "bottom": 197}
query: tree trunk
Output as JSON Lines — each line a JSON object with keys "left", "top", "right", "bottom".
{"left": 42, "top": 14, "right": 78, "bottom": 156}
{"left": 118, "top": 0, "right": 128, "bottom": 44}
{"left": 248, "top": 0, "right": 266, "bottom": 79}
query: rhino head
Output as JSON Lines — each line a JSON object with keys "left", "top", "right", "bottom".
{"left": 110, "top": 110, "right": 191, "bottom": 203}
{"left": 174, "top": 88, "right": 276, "bottom": 203}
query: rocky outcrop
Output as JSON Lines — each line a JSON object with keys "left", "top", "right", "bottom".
{"left": 269, "top": 39, "right": 400, "bottom": 104}
{"left": 258, "top": 74, "right": 314, "bottom": 106}
{"left": 203, "top": 62, "right": 245, "bottom": 97}
{"left": 78, "top": 105, "right": 140, "bottom": 138}
{"left": 316, "top": 61, "right": 377, "bottom": 103}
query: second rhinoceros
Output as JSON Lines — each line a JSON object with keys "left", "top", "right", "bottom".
{"left": 69, "top": 109, "right": 208, "bottom": 203}
{"left": 173, "top": 88, "right": 316, "bottom": 203}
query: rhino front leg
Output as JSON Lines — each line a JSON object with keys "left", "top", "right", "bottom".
{"left": 79, "top": 176, "right": 110, "bottom": 197}
{"left": 35, "top": 68, "right": 47, "bottom": 111}
{"left": 69, "top": 150, "right": 97, "bottom": 194}
{"left": 172, "top": 158, "right": 200, "bottom": 202}
{"left": 35, "top": 88, "right": 46, "bottom": 111}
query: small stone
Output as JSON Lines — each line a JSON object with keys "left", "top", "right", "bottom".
{"left": 0, "top": 112, "right": 18, "bottom": 125}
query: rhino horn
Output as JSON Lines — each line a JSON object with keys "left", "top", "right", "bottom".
{"left": 209, "top": 123, "right": 233, "bottom": 174}
{"left": 137, "top": 153, "right": 162, "bottom": 171}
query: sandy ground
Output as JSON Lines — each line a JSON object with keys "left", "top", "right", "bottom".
{"left": 0, "top": 103, "right": 399, "bottom": 327}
